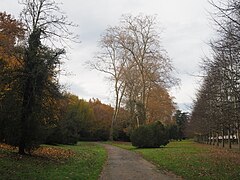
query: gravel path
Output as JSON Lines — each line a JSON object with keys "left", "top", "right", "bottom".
{"left": 99, "top": 144, "right": 181, "bottom": 180}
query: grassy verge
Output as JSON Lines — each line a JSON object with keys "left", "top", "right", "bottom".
{"left": 109, "top": 140, "right": 240, "bottom": 180}
{"left": 0, "top": 142, "right": 107, "bottom": 180}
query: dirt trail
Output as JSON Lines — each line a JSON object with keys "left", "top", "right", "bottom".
{"left": 99, "top": 144, "right": 181, "bottom": 180}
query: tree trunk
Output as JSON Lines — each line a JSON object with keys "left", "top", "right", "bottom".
{"left": 209, "top": 132, "right": 212, "bottom": 145}
{"left": 18, "top": 143, "right": 26, "bottom": 155}
{"left": 237, "top": 124, "right": 240, "bottom": 150}
{"left": 109, "top": 83, "right": 126, "bottom": 141}
{"left": 18, "top": 29, "right": 41, "bottom": 154}
{"left": 109, "top": 82, "right": 119, "bottom": 141}
{"left": 212, "top": 131, "right": 215, "bottom": 146}
{"left": 19, "top": 78, "right": 32, "bottom": 155}
{"left": 222, "top": 128, "right": 225, "bottom": 148}
{"left": 109, "top": 107, "right": 117, "bottom": 141}
{"left": 228, "top": 128, "right": 232, "bottom": 149}
{"left": 109, "top": 106, "right": 119, "bottom": 141}
{"left": 136, "top": 116, "right": 140, "bottom": 128}
{"left": 109, "top": 119, "right": 114, "bottom": 141}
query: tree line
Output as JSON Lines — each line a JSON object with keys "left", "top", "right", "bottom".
{"left": 0, "top": 0, "right": 186, "bottom": 154}
{"left": 190, "top": 0, "right": 240, "bottom": 149}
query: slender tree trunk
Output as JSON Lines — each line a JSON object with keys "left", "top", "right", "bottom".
{"left": 19, "top": 78, "right": 32, "bottom": 155}
{"left": 136, "top": 116, "right": 140, "bottom": 128}
{"left": 216, "top": 132, "right": 219, "bottom": 146}
{"left": 237, "top": 123, "right": 240, "bottom": 150}
{"left": 231, "top": 130, "right": 235, "bottom": 145}
{"left": 212, "top": 131, "right": 215, "bottom": 146}
{"left": 109, "top": 117, "right": 115, "bottom": 141}
{"left": 140, "top": 67, "right": 147, "bottom": 125}
{"left": 228, "top": 127, "right": 232, "bottom": 149}
{"left": 109, "top": 83, "right": 126, "bottom": 141}
{"left": 18, "top": 143, "right": 26, "bottom": 155}
{"left": 209, "top": 133, "right": 211, "bottom": 144}
{"left": 109, "top": 96, "right": 118, "bottom": 141}
{"left": 207, "top": 134, "right": 209, "bottom": 144}
{"left": 222, "top": 128, "right": 225, "bottom": 148}
{"left": 210, "top": 132, "right": 212, "bottom": 145}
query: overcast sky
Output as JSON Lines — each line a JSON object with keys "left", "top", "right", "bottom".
{"left": 1, "top": 0, "right": 216, "bottom": 111}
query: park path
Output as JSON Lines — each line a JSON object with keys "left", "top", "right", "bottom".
{"left": 99, "top": 143, "right": 181, "bottom": 180}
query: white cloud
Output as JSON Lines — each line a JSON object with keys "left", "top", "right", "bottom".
{"left": 0, "top": 0, "right": 215, "bottom": 110}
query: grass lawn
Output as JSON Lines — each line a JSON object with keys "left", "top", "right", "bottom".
{"left": 0, "top": 142, "right": 107, "bottom": 180}
{"left": 109, "top": 140, "right": 240, "bottom": 180}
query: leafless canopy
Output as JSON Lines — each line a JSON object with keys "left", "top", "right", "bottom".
{"left": 19, "top": 0, "right": 79, "bottom": 46}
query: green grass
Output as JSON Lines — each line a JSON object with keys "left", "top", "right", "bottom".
{"left": 110, "top": 140, "right": 240, "bottom": 180}
{"left": 0, "top": 142, "right": 107, "bottom": 180}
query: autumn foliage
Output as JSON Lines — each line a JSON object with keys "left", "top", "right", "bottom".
{"left": 147, "top": 85, "right": 175, "bottom": 124}
{"left": 0, "top": 12, "right": 24, "bottom": 62}
{"left": 1, "top": 3, "right": 178, "bottom": 152}
{"left": 88, "top": 99, "right": 113, "bottom": 140}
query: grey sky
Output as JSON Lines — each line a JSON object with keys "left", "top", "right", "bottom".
{"left": 1, "top": 0, "right": 215, "bottom": 111}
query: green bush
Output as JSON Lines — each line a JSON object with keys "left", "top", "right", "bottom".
{"left": 130, "top": 121, "right": 169, "bottom": 148}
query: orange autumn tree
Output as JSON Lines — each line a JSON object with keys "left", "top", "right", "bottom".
{"left": 0, "top": 12, "right": 24, "bottom": 98}
{"left": 0, "top": 12, "right": 25, "bottom": 141}
{"left": 89, "top": 98, "right": 113, "bottom": 140}
{"left": 146, "top": 85, "right": 175, "bottom": 125}
{"left": 0, "top": 12, "right": 24, "bottom": 62}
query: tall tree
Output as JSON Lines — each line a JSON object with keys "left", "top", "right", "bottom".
{"left": 116, "top": 14, "right": 177, "bottom": 125}
{"left": 1, "top": 0, "right": 76, "bottom": 154}
{"left": 92, "top": 14, "right": 178, "bottom": 139}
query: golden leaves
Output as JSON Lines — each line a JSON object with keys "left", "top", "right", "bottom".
{"left": 0, "top": 143, "right": 75, "bottom": 162}
{"left": 0, "top": 143, "right": 17, "bottom": 151}
{"left": 33, "top": 146, "right": 75, "bottom": 161}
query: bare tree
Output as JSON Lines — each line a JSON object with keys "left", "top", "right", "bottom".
{"left": 91, "top": 14, "right": 178, "bottom": 139}
{"left": 91, "top": 27, "right": 128, "bottom": 140}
